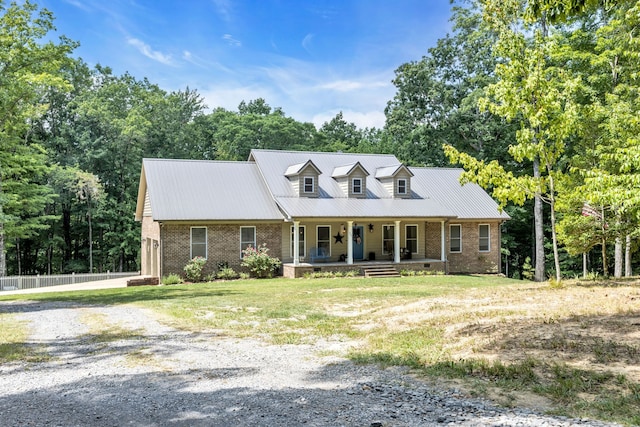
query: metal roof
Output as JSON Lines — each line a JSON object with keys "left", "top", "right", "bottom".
{"left": 140, "top": 158, "right": 285, "bottom": 221}
{"left": 249, "top": 149, "right": 401, "bottom": 199}
{"left": 411, "top": 168, "right": 510, "bottom": 220}
{"left": 274, "top": 196, "right": 454, "bottom": 219}
{"left": 136, "top": 150, "right": 509, "bottom": 222}
{"left": 331, "top": 162, "right": 370, "bottom": 178}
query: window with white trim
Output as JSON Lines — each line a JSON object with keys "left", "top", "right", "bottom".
{"left": 290, "top": 225, "right": 306, "bottom": 258}
{"left": 479, "top": 224, "right": 490, "bottom": 252}
{"left": 382, "top": 225, "right": 395, "bottom": 254}
{"left": 352, "top": 178, "right": 362, "bottom": 194}
{"left": 240, "top": 226, "right": 256, "bottom": 258}
{"left": 405, "top": 225, "right": 418, "bottom": 254}
{"left": 303, "top": 176, "right": 315, "bottom": 193}
{"left": 317, "top": 226, "right": 331, "bottom": 255}
{"left": 397, "top": 178, "right": 407, "bottom": 195}
{"left": 450, "top": 224, "right": 461, "bottom": 253}
{"left": 190, "top": 227, "right": 207, "bottom": 259}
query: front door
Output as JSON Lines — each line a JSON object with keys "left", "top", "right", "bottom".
{"left": 353, "top": 225, "right": 364, "bottom": 260}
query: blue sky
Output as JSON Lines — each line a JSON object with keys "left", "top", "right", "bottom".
{"left": 39, "top": 0, "right": 455, "bottom": 129}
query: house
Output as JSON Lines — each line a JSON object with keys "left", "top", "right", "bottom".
{"left": 135, "top": 149, "right": 509, "bottom": 278}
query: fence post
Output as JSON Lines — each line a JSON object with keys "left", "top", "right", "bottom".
{"left": 36, "top": 274, "right": 40, "bottom": 288}
{"left": 18, "top": 276, "right": 22, "bottom": 290}
{"left": 107, "top": 270, "right": 110, "bottom": 279}
{"left": 72, "top": 272, "right": 75, "bottom": 284}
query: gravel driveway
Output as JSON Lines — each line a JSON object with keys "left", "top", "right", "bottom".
{"left": 0, "top": 300, "right": 621, "bottom": 427}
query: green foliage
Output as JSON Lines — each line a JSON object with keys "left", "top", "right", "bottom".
{"left": 183, "top": 257, "right": 206, "bottom": 282}
{"left": 522, "top": 257, "right": 535, "bottom": 281}
{"left": 217, "top": 267, "right": 239, "bottom": 280}
{"left": 241, "top": 244, "right": 281, "bottom": 278}
{"left": 161, "top": 274, "right": 183, "bottom": 285}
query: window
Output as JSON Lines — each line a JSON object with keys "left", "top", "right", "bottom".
{"left": 450, "top": 224, "right": 461, "bottom": 253}
{"left": 290, "top": 225, "right": 306, "bottom": 258}
{"left": 303, "top": 176, "right": 314, "bottom": 193}
{"left": 479, "top": 224, "right": 490, "bottom": 252}
{"left": 317, "top": 226, "right": 331, "bottom": 255}
{"left": 405, "top": 225, "right": 418, "bottom": 254}
{"left": 382, "top": 225, "right": 395, "bottom": 254}
{"left": 190, "top": 227, "right": 207, "bottom": 259}
{"left": 240, "top": 226, "right": 256, "bottom": 257}
{"left": 397, "top": 179, "right": 407, "bottom": 195}
{"left": 352, "top": 178, "right": 362, "bottom": 194}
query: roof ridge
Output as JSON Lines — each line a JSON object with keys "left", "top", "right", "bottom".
{"left": 144, "top": 158, "right": 252, "bottom": 165}
{"left": 250, "top": 149, "right": 397, "bottom": 157}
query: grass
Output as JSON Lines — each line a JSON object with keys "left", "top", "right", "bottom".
{"left": 0, "top": 314, "right": 50, "bottom": 363}
{"left": 1, "top": 274, "right": 639, "bottom": 425}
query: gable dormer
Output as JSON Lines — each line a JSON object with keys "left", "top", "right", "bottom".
{"left": 331, "top": 162, "right": 370, "bottom": 198}
{"left": 375, "top": 164, "right": 414, "bottom": 199}
{"left": 285, "top": 160, "right": 322, "bottom": 197}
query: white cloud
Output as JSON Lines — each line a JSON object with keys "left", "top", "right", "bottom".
{"left": 222, "top": 34, "right": 242, "bottom": 47}
{"left": 319, "top": 79, "right": 388, "bottom": 92}
{"left": 302, "top": 33, "right": 314, "bottom": 53}
{"left": 312, "top": 110, "right": 386, "bottom": 130}
{"left": 212, "top": 0, "right": 233, "bottom": 22}
{"left": 127, "top": 38, "right": 173, "bottom": 65}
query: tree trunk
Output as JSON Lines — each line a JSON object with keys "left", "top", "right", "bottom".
{"left": 88, "top": 197, "right": 93, "bottom": 273}
{"left": 601, "top": 208, "right": 608, "bottom": 276}
{"left": 583, "top": 252, "right": 587, "bottom": 278}
{"left": 533, "top": 158, "right": 545, "bottom": 281}
{"left": 614, "top": 236, "right": 622, "bottom": 278}
{"left": 16, "top": 238, "right": 21, "bottom": 275}
{"left": 625, "top": 234, "right": 632, "bottom": 277}
{"left": 547, "top": 174, "right": 561, "bottom": 282}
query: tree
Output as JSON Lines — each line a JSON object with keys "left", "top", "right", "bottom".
{"left": 446, "top": 0, "right": 582, "bottom": 282}
{"left": 0, "top": 0, "right": 76, "bottom": 275}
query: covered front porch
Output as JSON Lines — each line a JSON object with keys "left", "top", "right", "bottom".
{"left": 282, "top": 219, "right": 449, "bottom": 278}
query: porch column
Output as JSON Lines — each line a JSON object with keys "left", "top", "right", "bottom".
{"left": 347, "top": 220, "right": 354, "bottom": 265}
{"left": 440, "top": 220, "right": 446, "bottom": 262}
{"left": 394, "top": 220, "right": 401, "bottom": 263}
{"left": 293, "top": 221, "right": 300, "bottom": 266}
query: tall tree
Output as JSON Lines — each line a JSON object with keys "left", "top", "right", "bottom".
{"left": 0, "top": 0, "right": 76, "bottom": 275}
{"left": 446, "top": 0, "right": 582, "bottom": 282}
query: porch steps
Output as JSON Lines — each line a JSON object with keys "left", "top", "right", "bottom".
{"left": 363, "top": 265, "right": 401, "bottom": 278}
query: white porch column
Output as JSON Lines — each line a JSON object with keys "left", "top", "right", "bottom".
{"left": 440, "top": 220, "right": 446, "bottom": 262}
{"left": 347, "top": 220, "right": 354, "bottom": 265}
{"left": 394, "top": 220, "right": 401, "bottom": 263}
{"left": 293, "top": 221, "right": 300, "bottom": 266}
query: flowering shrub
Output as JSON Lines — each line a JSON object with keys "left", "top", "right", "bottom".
{"left": 241, "top": 244, "right": 281, "bottom": 278}
{"left": 184, "top": 256, "right": 207, "bottom": 282}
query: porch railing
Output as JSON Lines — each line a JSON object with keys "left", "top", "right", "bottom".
{"left": 0, "top": 271, "right": 140, "bottom": 292}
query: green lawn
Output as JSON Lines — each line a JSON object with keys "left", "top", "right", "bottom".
{"left": 2, "top": 274, "right": 639, "bottom": 426}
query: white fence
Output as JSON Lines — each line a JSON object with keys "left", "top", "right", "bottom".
{"left": 0, "top": 271, "right": 140, "bottom": 292}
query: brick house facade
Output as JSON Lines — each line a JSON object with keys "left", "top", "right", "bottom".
{"left": 136, "top": 150, "right": 509, "bottom": 278}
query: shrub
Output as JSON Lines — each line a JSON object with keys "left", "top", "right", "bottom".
{"left": 161, "top": 273, "right": 183, "bottom": 285}
{"left": 184, "top": 256, "right": 207, "bottom": 282}
{"left": 241, "top": 244, "right": 281, "bottom": 278}
{"left": 239, "top": 272, "right": 250, "bottom": 280}
{"left": 217, "top": 267, "right": 239, "bottom": 280}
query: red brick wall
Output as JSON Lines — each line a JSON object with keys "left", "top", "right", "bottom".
{"left": 161, "top": 223, "right": 283, "bottom": 277}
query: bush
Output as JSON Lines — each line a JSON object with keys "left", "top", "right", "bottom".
{"left": 217, "top": 267, "right": 239, "bottom": 280}
{"left": 184, "top": 257, "right": 207, "bottom": 282}
{"left": 161, "top": 273, "right": 183, "bottom": 285}
{"left": 241, "top": 244, "right": 281, "bottom": 278}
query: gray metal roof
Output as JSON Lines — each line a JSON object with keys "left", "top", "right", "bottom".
{"left": 141, "top": 158, "right": 284, "bottom": 221}
{"left": 136, "top": 150, "right": 509, "bottom": 222}
{"left": 331, "top": 162, "right": 369, "bottom": 178}
{"left": 412, "top": 168, "right": 510, "bottom": 220}
{"left": 274, "top": 196, "right": 454, "bottom": 219}
{"left": 250, "top": 149, "right": 401, "bottom": 199}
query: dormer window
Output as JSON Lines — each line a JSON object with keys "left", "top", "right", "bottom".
{"left": 303, "top": 176, "right": 315, "bottom": 193}
{"left": 352, "top": 178, "right": 363, "bottom": 194}
{"left": 397, "top": 179, "right": 407, "bottom": 195}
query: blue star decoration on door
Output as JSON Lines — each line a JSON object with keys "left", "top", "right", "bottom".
{"left": 334, "top": 233, "right": 343, "bottom": 243}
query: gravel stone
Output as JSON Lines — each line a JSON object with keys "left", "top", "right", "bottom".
{"left": 0, "top": 300, "right": 623, "bottom": 427}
